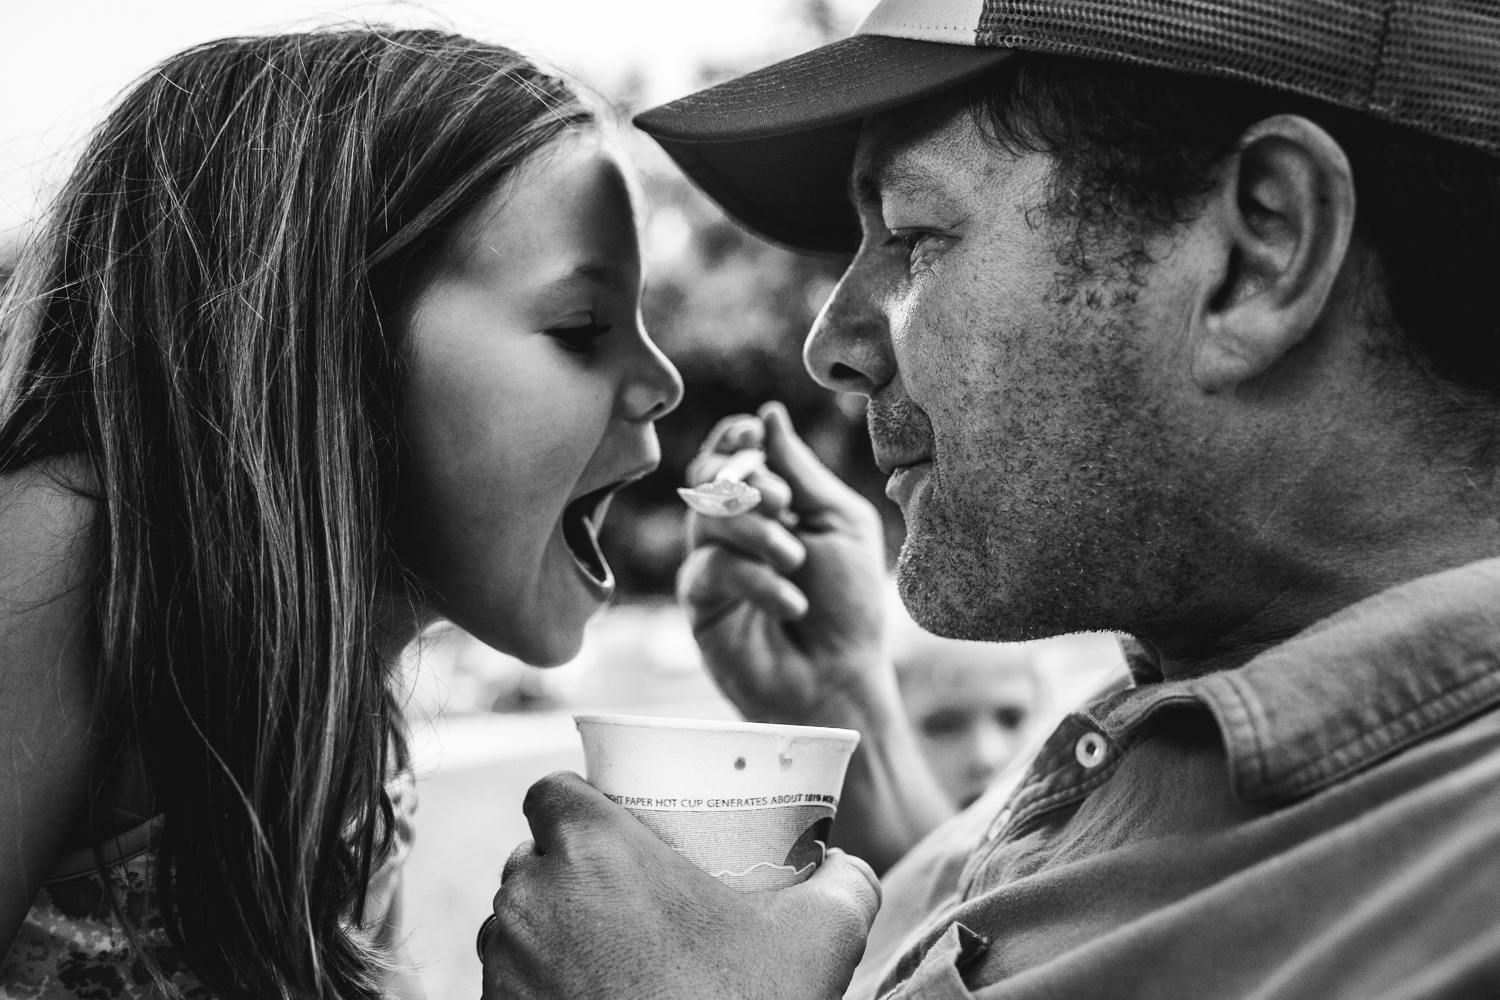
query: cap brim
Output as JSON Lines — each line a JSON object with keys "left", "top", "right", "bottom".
{"left": 635, "top": 36, "right": 1013, "bottom": 255}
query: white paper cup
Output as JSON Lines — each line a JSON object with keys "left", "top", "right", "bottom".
{"left": 575, "top": 714, "right": 860, "bottom": 892}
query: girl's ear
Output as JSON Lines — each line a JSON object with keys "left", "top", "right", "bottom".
{"left": 1190, "top": 115, "right": 1357, "bottom": 393}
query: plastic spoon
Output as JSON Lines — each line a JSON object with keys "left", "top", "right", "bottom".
{"left": 678, "top": 449, "right": 765, "bottom": 517}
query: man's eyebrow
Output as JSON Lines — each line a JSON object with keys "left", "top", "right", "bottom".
{"left": 849, "top": 150, "right": 943, "bottom": 209}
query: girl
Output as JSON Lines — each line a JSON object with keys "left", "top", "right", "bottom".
{"left": 0, "top": 29, "right": 680, "bottom": 1000}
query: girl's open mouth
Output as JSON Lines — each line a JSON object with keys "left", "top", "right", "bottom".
{"left": 562, "top": 483, "right": 619, "bottom": 589}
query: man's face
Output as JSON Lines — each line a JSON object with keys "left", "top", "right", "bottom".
{"left": 805, "top": 94, "right": 1218, "bottom": 643}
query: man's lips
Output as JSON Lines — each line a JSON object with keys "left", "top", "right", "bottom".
{"left": 874, "top": 450, "right": 933, "bottom": 476}
{"left": 867, "top": 392, "right": 934, "bottom": 475}
{"left": 885, "top": 460, "right": 932, "bottom": 508}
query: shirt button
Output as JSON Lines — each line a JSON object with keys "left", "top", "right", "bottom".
{"left": 1075, "top": 732, "right": 1108, "bottom": 768}
{"left": 983, "top": 807, "right": 1013, "bottom": 843}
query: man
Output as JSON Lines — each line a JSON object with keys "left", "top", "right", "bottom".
{"left": 886, "top": 579, "right": 1054, "bottom": 811}
{"left": 480, "top": 1, "right": 1500, "bottom": 997}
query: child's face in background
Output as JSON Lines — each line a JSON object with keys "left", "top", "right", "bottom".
{"left": 888, "top": 578, "right": 1042, "bottom": 808}
{"left": 899, "top": 653, "right": 1037, "bottom": 809}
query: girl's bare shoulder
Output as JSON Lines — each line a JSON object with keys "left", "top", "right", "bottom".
{"left": 0, "top": 455, "right": 97, "bottom": 605}
{"left": 0, "top": 457, "right": 102, "bottom": 955}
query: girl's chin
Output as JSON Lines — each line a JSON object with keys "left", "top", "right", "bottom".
{"left": 431, "top": 536, "right": 612, "bottom": 667}
{"left": 478, "top": 574, "right": 608, "bottom": 667}
{"left": 515, "top": 632, "right": 587, "bottom": 668}
{"left": 462, "top": 613, "right": 588, "bottom": 668}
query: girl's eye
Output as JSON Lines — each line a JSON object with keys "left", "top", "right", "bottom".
{"left": 548, "top": 322, "right": 612, "bottom": 353}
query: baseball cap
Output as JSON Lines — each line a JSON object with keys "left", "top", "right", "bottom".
{"left": 635, "top": 0, "right": 1500, "bottom": 255}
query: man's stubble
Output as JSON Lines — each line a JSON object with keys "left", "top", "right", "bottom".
{"left": 892, "top": 252, "right": 1219, "bottom": 646}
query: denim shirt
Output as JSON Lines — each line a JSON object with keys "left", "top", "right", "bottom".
{"left": 851, "top": 558, "right": 1500, "bottom": 1000}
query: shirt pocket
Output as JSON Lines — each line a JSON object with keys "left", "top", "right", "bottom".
{"left": 889, "top": 922, "right": 989, "bottom": 999}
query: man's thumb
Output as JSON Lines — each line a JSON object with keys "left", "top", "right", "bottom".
{"left": 759, "top": 401, "right": 859, "bottom": 515}
{"left": 797, "top": 848, "right": 882, "bottom": 933}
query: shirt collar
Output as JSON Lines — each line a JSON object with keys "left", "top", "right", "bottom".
{"left": 1100, "top": 558, "right": 1500, "bottom": 804}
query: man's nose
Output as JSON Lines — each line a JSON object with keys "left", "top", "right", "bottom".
{"left": 803, "top": 256, "right": 896, "bottom": 396}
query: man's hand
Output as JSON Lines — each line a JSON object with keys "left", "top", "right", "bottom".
{"left": 481, "top": 772, "right": 880, "bottom": 1000}
{"left": 677, "top": 401, "right": 891, "bottom": 726}
{"left": 677, "top": 402, "right": 955, "bottom": 873}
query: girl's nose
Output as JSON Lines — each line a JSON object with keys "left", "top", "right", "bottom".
{"left": 622, "top": 324, "right": 684, "bottom": 422}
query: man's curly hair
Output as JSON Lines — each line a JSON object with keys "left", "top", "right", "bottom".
{"left": 964, "top": 56, "right": 1500, "bottom": 423}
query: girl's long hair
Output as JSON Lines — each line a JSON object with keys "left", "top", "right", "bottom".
{"left": 0, "top": 29, "right": 589, "bottom": 1000}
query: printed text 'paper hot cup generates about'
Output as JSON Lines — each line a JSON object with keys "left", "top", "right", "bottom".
{"left": 575, "top": 715, "right": 860, "bottom": 891}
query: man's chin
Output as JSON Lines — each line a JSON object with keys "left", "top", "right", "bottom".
{"left": 896, "top": 522, "right": 1099, "bottom": 644}
{"left": 894, "top": 531, "right": 1013, "bottom": 642}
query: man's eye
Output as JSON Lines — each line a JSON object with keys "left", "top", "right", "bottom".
{"left": 884, "top": 232, "right": 942, "bottom": 274}
{"left": 884, "top": 232, "right": 922, "bottom": 257}
{"left": 548, "top": 322, "right": 611, "bottom": 353}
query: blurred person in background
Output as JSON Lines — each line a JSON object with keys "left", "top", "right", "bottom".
{"left": 0, "top": 27, "right": 704, "bottom": 1000}
{"left": 887, "top": 581, "right": 1041, "bottom": 810}
{"left": 480, "top": 0, "right": 1500, "bottom": 998}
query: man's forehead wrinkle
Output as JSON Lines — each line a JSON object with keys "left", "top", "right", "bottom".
{"left": 851, "top": 104, "right": 993, "bottom": 214}
{"left": 851, "top": 138, "right": 957, "bottom": 211}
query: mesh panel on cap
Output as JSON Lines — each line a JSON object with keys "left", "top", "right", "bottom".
{"left": 975, "top": 0, "right": 1500, "bottom": 157}
{"left": 1374, "top": 1, "right": 1500, "bottom": 150}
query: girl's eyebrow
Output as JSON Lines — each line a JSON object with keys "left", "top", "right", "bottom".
{"left": 531, "top": 263, "right": 631, "bottom": 304}
{"left": 481, "top": 244, "right": 623, "bottom": 285}
{"left": 566, "top": 263, "right": 626, "bottom": 285}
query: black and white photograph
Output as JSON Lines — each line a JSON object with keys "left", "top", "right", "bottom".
{"left": 2, "top": 1, "right": 1498, "bottom": 998}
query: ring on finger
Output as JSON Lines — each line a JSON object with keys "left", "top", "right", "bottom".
{"left": 475, "top": 912, "right": 498, "bottom": 960}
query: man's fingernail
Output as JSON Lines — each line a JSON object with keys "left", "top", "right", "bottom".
{"left": 779, "top": 581, "right": 809, "bottom": 618}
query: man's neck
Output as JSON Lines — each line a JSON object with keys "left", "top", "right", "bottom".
{"left": 1143, "top": 469, "right": 1500, "bottom": 681}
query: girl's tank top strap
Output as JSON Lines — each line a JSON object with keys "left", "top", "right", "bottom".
{"left": 44, "top": 815, "right": 165, "bottom": 883}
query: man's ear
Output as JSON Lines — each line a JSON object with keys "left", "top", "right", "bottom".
{"left": 1191, "top": 115, "right": 1357, "bottom": 393}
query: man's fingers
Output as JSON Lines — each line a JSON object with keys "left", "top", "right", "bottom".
{"left": 688, "top": 508, "right": 807, "bottom": 575}
{"left": 501, "top": 839, "right": 540, "bottom": 885}
{"left": 678, "top": 544, "right": 809, "bottom": 623}
{"left": 825, "top": 849, "right": 883, "bottom": 920}
{"left": 687, "top": 415, "right": 762, "bottom": 485}
{"left": 684, "top": 459, "right": 793, "bottom": 523}
{"left": 768, "top": 849, "right": 882, "bottom": 980}
{"left": 743, "top": 467, "right": 794, "bottom": 520}
{"left": 712, "top": 413, "right": 766, "bottom": 453}
{"left": 521, "top": 771, "right": 617, "bottom": 854}
{"left": 685, "top": 450, "right": 725, "bottom": 488}
{"left": 685, "top": 414, "right": 801, "bottom": 524}
{"left": 786, "top": 848, "right": 883, "bottom": 934}
{"left": 759, "top": 401, "right": 864, "bottom": 516}
{"left": 698, "top": 414, "right": 765, "bottom": 461}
